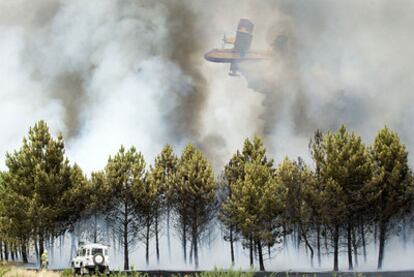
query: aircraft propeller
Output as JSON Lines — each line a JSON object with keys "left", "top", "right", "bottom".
{"left": 221, "top": 33, "right": 227, "bottom": 48}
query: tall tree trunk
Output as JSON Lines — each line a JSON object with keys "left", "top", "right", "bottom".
{"left": 182, "top": 220, "right": 187, "bottom": 264}
{"left": 193, "top": 225, "right": 199, "bottom": 269}
{"left": 402, "top": 217, "right": 407, "bottom": 248}
{"left": 50, "top": 236, "right": 54, "bottom": 266}
{"left": 249, "top": 236, "right": 254, "bottom": 268}
{"left": 377, "top": 219, "right": 387, "bottom": 269}
{"left": 302, "top": 230, "right": 314, "bottom": 268}
{"left": 39, "top": 235, "right": 45, "bottom": 258}
{"left": 316, "top": 225, "right": 321, "bottom": 267}
{"left": 123, "top": 204, "right": 129, "bottom": 271}
{"left": 360, "top": 221, "right": 367, "bottom": 262}
{"left": 5, "top": 243, "right": 8, "bottom": 262}
{"left": 155, "top": 214, "right": 160, "bottom": 264}
{"left": 283, "top": 224, "right": 288, "bottom": 250}
{"left": 4, "top": 242, "right": 8, "bottom": 261}
{"left": 189, "top": 240, "right": 193, "bottom": 265}
{"left": 333, "top": 224, "right": 339, "bottom": 272}
{"left": 167, "top": 208, "right": 171, "bottom": 260}
{"left": 34, "top": 238, "right": 39, "bottom": 263}
{"left": 94, "top": 213, "right": 98, "bottom": 243}
{"left": 324, "top": 226, "right": 329, "bottom": 252}
{"left": 21, "top": 242, "right": 28, "bottom": 263}
{"left": 352, "top": 227, "right": 358, "bottom": 267}
{"left": 10, "top": 243, "right": 15, "bottom": 261}
{"left": 16, "top": 245, "right": 19, "bottom": 260}
{"left": 257, "top": 240, "right": 265, "bottom": 271}
{"left": 347, "top": 221, "right": 353, "bottom": 270}
{"left": 230, "top": 226, "right": 235, "bottom": 265}
{"left": 267, "top": 243, "right": 271, "bottom": 260}
{"left": 145, "top": 218, "right": 150, "bottom": 266}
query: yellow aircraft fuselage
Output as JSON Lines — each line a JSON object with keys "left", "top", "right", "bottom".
{"left": 204, "top": 19, "right": 273, "bottom": 75}
{"left": 204, "top": 48, "right": 272, "bottom": 63}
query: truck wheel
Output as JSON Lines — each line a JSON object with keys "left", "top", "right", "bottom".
{"left": 80, "top": 265, "right": 87, "bottom": 276}
{"left": 73, "top": 268, "right": 80, "bottom": 275}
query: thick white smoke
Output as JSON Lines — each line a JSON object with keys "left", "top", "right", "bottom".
{"left": 238, "top": 1, "right": 414, "bottom": 166}
{"left": 1, "top": 0, "right": 199, "bottom": 172}
{"left": 0, "top": 0, "right": 264, "bottom": 172}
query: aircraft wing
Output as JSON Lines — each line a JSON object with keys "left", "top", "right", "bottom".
{"left": 229, "top": 19, "right": 254, "bottom": 75}
{"left": 233, "top": 19, "right": 254, "bottom": 57}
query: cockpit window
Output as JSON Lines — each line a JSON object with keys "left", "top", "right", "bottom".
{"left": 92, "top": 248, "right": 103, "bottom": 255}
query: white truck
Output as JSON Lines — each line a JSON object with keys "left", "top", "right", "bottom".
{"left": 71, "top": 243, "right": 110, "bottom": 275}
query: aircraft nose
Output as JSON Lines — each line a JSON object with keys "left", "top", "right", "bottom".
{"left": 204, "top": 50, "right": 214, "bottom": 61}
{"left": 204, "top": 49, "right": 224, "bottom": 63}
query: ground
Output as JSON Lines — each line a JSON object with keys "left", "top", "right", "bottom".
{"left": 2, "top": 262, "right": 414, "bottom": 277}
{"left": 0, "top": 262, "right": 61, "bottom": 277}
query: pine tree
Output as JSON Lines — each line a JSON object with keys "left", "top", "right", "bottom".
{"left": 309, "top": 130, "right": 324, "bottom": 266}
{"left": 103, "top": 145, "right": 146, "bottom": 270}
{"left": 370, "top": 127, "right": 414, "bottom": 269}
{"left": 0, "top": 171, "right": 31, "bottom": 262}
{"left": 310, "top": 126, "right": 373, "bottom": 271}
{"left": 134, "top": 171, "right": 157, "bottom": 266}
{"left": 0, "top": 174, "right": 3, "bottom": 262}
{"left": 86, "top": 171, "right": 110, "bottom": 243}
{"left": 58, "top": 164, "right": 90, "bottom": 236}
{"left": 221, "top": 137, "right": 284, "bottom": 271}
{"left": 277, "top": 157, "right": 316, "bottom": 266}
{"left": 146, "top": 145, "right": 178, "bottom": 263}
{"left": 219, "top": 151, "right": 244, "bottom": 265}
{"left": 3, "top": 120, "right": 73, "bottom": 261}
{"left": 278, "top": 157, "right": 302, "bottom": 250}
{"left": 223, "top": 159, "right": 285, "bottom": 271}
{"left": 310, "top": 127, "right": 346, "bottom": 271}
{"left": 172, "top": 144, "right": 217, "bottom": 268}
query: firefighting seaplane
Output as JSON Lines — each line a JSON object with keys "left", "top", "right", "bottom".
{"left": 204, "top": 19, "right": 274, "bottom": 76}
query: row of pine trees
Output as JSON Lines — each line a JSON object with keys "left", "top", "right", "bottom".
{"left": 0, "top": 121, "right": 413, "bottom": 271}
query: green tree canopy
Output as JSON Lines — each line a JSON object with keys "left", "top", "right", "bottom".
{"left": 2, "top": 120, "right": 75, "bottom": 260}
{"left": 370, "top": 126, "right": 414, "bottom": 269}
{"left": 172, "top": 144, "right": 217, "bottom": 268}
{"left": 103, "top": 145, "right": 146, "bottom": 270}
{"left": 146, "top": 144, "right": 178, "bottom": 263}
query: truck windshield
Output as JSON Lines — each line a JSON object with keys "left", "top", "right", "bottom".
{"left": 92, "top": 248, "right": 103, "bottom": 255}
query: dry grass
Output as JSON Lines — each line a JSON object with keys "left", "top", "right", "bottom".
{"left": 4, "top": 268, "right": 60, "bottom": 277}
{"left": 0, "top": 263, "right": 60, "bottom": 277}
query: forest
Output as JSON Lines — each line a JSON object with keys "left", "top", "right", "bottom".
{"left": 0, "top": 120, "right": 413, "bottom": 272}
